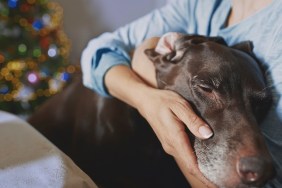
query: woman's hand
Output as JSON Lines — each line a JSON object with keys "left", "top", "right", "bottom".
{"left": 136, "top": 87, "right": 214, "bottom": 187}
{"left": 138, "top": 88, "right": 213, "bottom": 152}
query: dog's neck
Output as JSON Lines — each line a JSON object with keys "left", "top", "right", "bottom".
{"left": 227, "top": 0, "right": 273, "bottom": 27}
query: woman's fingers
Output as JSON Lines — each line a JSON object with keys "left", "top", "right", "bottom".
{"left": 170, "top": 97, "right": 213, "bottom": 139}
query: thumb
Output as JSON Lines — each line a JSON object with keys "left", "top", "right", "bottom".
{"left": 172, "top": 101, "right": 213, "bottom": 139}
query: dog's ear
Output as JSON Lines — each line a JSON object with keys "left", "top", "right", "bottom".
{"left": 231, "top": 41, "right": 254, "bottom": 55}
{"left": 144, "top": 32, "right": 184, "bottom": 64}
{"left": 155, "top": 32, "right": 183, "bottom": 55}
{"left": 144, "top": 48, "right": 161, "bottom": 63}
{"left": 153, "top": 32, "right": 184, "bottom": 62}
{"left": 144, "top": 48, "right": 179, "bottom": 66}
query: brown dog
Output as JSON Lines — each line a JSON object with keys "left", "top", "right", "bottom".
{"left": 28, "top": 33, "right": 275, "bottom": 188}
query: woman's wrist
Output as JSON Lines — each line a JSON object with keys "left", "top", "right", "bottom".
{"left": 105, "top": 64, "right": 155, "bottom": 109}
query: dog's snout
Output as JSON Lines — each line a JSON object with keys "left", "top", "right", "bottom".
{"left": 237, "top": 156, "right": 275, "bottom": 186}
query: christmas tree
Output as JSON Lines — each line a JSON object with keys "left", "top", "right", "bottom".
{"left": 0, "top": 0, "right": 75, "bottom": 115}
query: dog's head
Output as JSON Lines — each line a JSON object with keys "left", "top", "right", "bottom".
{"left": 145, "top": 33, "right": 275, "bottom": 188}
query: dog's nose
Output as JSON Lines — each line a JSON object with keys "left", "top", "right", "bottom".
{"left": 237, "top": 156, "right": 275, "bottom": 185}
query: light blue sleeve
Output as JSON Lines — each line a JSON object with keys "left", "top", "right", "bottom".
{"left": 80, "top": 0, "right": 196, "bottom": 97}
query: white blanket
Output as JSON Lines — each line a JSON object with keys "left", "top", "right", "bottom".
{"left": 0, "top": 111, "right": 98, "bottom": 188}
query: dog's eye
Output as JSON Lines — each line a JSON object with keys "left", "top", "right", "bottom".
{"left": 198, "top": 84, "right": 213, "bottom": 93}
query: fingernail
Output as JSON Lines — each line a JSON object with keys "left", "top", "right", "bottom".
{"left": 199, "top": 126, "right": 213, "bottom": 138}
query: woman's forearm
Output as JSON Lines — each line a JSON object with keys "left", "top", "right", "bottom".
{"left": 104, "top": 65, "right": 153, "bottom": 109}
{"left": 104, "top": 37, "right": 160, "bottom": 108}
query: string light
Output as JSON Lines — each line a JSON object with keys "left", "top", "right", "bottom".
{"left": 27, "top": 72, "right": 39, "bottom": 84}
{"left": 32, "top": 48, "right": 42, "bottom": 57}
{"left": 66, "top": 65, "right": 76, "bottom": 73}
{"left": 42, "top": 14, "right": 51, "bottom": 25}
{"left": 15, "top": 85, "right": 34, "bottom": 101}
{"left": 47, "top": 44, "right": 58, "bottom": 57}
{"left": 18, "top": 44, "right": 27, "bottom": 54}
{"left": 0, "top": 85, "right": 9, "bottom": 94}
{"left": 60, "top": 72, "right": 70, "bottom": 81}
{"left": 8, "top": 0, "right": 18, "bottom": 8}
{"left": 32, "top": 19, "right": 44, "bottom": 31}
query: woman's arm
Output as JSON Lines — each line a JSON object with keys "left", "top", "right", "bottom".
{"left": 81, "top": 0, "right": 191, "bottom": 97}
{"left": 105, "top": 37, "right": 215, "bottom": 188}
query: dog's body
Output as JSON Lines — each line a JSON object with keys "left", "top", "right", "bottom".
{"left": 28, "top": 34, "right": 274, "bottom": 188}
